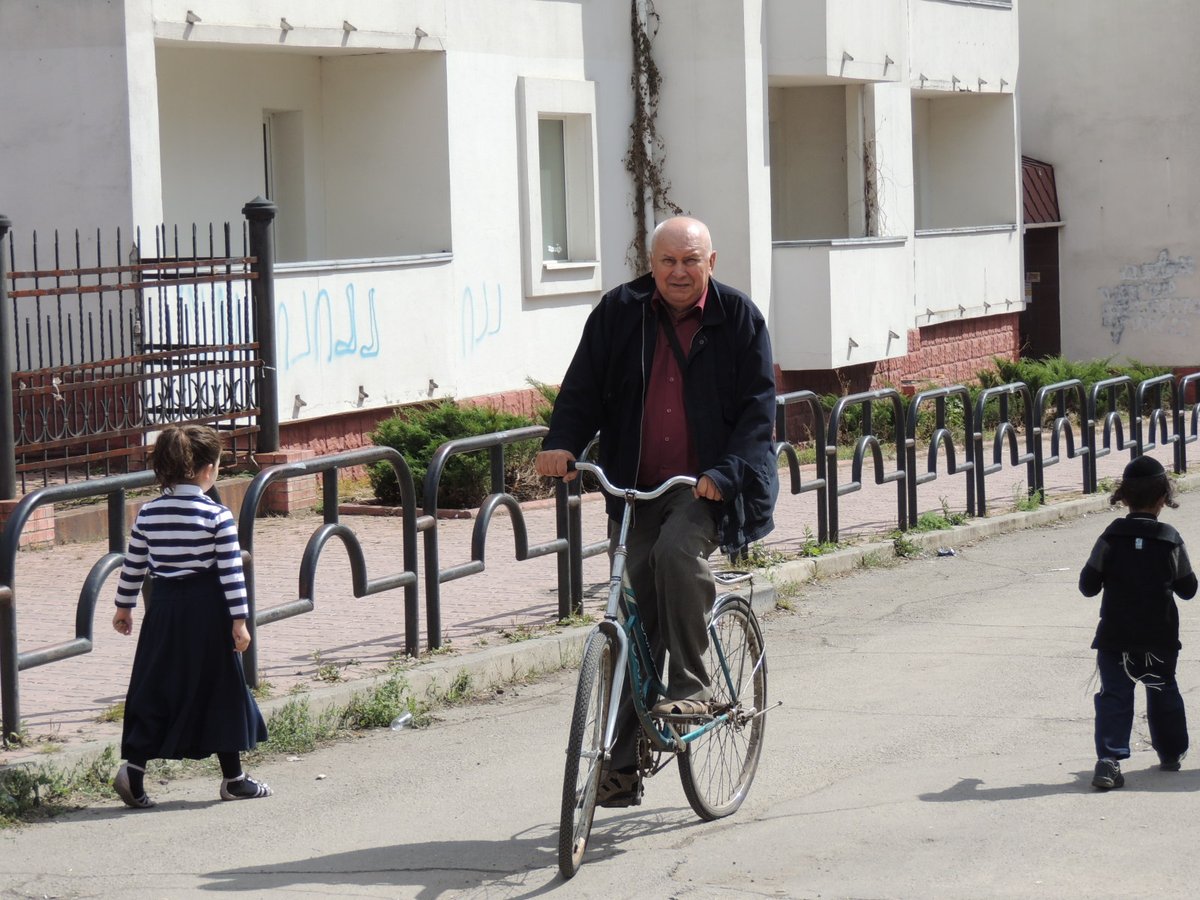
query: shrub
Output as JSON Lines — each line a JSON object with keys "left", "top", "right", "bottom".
{"left": 368, "top": 400, "right": 550, "bottom": 509}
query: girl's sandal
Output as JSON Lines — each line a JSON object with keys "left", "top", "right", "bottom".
{"left": 113, "top": 764, "right": 156, "bottom": 809}
{"left": 220, "top": 774, "right": 273, "bottom": 801}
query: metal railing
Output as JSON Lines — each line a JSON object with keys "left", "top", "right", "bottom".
{"left": 2, "top": 370, "right": 1198, "bottom": 741}
{"left": 775, "top": 390, "right": 830, "bottom": 543}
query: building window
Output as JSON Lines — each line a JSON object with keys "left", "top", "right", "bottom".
{"left": 518, "top": 77, "right": 602, "bottom": 297}
{"left": 538, "top": 119, "right": 569, "bottom": 261}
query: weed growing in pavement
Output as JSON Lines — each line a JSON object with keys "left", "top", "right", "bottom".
{"left": 500, "top": 622, "right": 539, "bottom": 643}
{"left": 911, "top": 497, "right": 968, "bottom": 532}
{"left": 0, "top": 745, "right": 118, "bottom": 828}
{"left": 260, "top": 697, "right": 341, "bottom": 755}
{"left": 311, "top": 651, "right": 360, "bottom": 684}
{"left": 340, "top": 674, "right": 432, "bottom": 730}
{"left": 557, "top": 611, "right": 597, "bottom": 629}
{"left": 891, "top": 531, "right": 922, "bottom": 559}
{"left": 857, "top": 549, "right": 898, "bottom": 570}
{"left": 439, "top": 670, "right": 474, "bottom": 705}
{"left": 773, "top": 580, "right": 803, "bottom": 611}
{"left": 251, "top": 677, "right": 273, "bottom": 701}
{"left": 797, "top": 526, "right": 840, "bottom": 558}
{"left": 738, "top": 541, "right": 790, "bottom": 569}
{"left": 1097, "top": 476, "right": 1116, "bottom": 493}
{"left": 1012, "top": 483, "right": 1044, "bottom": 512}
{"left": 96, "top": 702, "right": 124, "bottom": 724}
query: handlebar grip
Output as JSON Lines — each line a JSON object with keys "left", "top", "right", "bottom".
{"left": 565, "top": 459, "right": 576, "bottom": 472}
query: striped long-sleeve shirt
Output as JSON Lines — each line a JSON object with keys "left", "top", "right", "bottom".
{"left": 115, "top": 484, "right": 249, "bottom": 619}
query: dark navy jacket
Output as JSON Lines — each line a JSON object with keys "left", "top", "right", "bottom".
{"left": 1079, "top": 512, "right": 1197, "bottom": 652}
{"left": 543, "top": 273, "right": 778, "bottom": 551}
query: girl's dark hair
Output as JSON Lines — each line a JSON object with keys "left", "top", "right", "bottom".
{"left": 150, "top": 424, "right": 223, "bottom": 488}
{"left": 1111, "top": 472, "right": 1178, "bottom": 511}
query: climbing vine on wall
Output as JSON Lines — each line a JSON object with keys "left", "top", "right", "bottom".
{"left": 624, "top": 0, "right": 681, "bottom": 273}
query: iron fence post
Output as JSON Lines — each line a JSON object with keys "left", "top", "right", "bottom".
{"left": 0, "top": 215, "right": 15, "bottom": 500}
{"left": 242, "top": 198, "right": 279, "bottom": 454}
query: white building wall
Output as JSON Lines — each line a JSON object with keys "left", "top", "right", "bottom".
{"left": 1020, "top": 1, "right": 1200, "bottom": 366}
{"left": 0, "top": 1, "right": 140, "bottom": 237}
{"left": 649, "top": 0, "right": 773, "bottom": 315}
{"left": 1, "top": 0, "right": 1026, "bottom": 427}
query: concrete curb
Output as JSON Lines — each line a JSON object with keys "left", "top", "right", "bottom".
{"left": 765, "top": 473, "right": 1200, "bottom": 588}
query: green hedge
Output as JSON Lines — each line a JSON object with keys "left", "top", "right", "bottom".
{"left": 368, "top": 400, "right": 550, "bottom": 509}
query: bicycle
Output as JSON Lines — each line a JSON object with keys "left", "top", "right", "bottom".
{"left": 558, "top": 460, "right": 774, "bottom": 879}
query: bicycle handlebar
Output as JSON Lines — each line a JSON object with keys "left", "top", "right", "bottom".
{"left": 567, "top": 460, "right": 697, "bottom": 501}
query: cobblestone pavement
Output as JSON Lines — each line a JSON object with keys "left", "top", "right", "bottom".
{"left": 0, "top": 441, "right": 1177, "bottom": 765}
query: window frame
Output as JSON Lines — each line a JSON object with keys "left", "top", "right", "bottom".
{"left": 517, "top": 77, "right": 602, "bottom": 298}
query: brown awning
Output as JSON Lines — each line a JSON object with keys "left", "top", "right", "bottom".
{"left": 1022, "top": 156, "right": 1061, "bottom": 224}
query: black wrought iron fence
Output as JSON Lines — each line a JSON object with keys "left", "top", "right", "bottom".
{"left": 0, "top": 200, "right": 279, "bottom": 497}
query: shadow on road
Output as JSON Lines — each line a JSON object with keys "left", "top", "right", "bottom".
{"left": 919, "top": 769, "right": 1200, "bottom": 802}
{"left": 199, "top": 810, "right": 695, "bottom": 897}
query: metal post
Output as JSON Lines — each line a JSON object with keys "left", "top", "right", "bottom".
{"left": 242, "top": 198, "right": 279, "bottom": 453}
{"left": 0, "top": 215, "right": 15, "bottom": 500}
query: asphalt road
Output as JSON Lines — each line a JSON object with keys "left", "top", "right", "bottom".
{"left": 3, "top": 499, "right": 1200, "bottom": 898}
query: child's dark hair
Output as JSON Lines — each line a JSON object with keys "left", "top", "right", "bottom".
{"left": 150, "top": 424, "right": 223, "bottom": 488}
{"left": 1111, "top": 455, "right": 1178, "bottom": 510}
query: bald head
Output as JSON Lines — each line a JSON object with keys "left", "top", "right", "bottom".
{"left": 649, "top": 217, "right": 716, "bottom": 315}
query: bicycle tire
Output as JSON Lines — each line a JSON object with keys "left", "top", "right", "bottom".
{"left": 678, "top": 595, "right": 767, "bottom": 821}
{"left": 558, "top": 633, "right": 613, "bottom": 878}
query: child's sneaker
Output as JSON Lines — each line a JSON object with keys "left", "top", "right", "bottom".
{"left": 219, "top": 773, "right": 273, "bottom": 800}
{"left": 1160, "top": 751, "right": 1187, "bottom": 772}
{"left": 1092, "top": 758, "right": 1125, "bottom": 790}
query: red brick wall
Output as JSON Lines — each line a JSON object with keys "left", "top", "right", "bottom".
{"left": 778, "top": 312, "right": 1021, "bottom": 397}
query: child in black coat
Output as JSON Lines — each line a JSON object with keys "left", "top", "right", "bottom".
{"left": 1079, "top": 455, "right": 1197, "bottom": 790}
{"left": 111, "top": 424, "right": 270, "bottom": 807}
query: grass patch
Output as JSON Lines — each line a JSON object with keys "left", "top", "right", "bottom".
{"left": 911, "top": 498, "right": 968, "bottom": 532}
{"left": 891, "top": 532, "right": 922, "bottom": 559}
{"left": 1, "top": 746, "right": 119, "bottom": 828}
{"left": 738, "top": 541, "right": 790, "bottom": 569}
{"left": 856, "top": 550, "right": 898, "bottom": 570}
{"left": 1012, "top": 483, "right": 1044, "bottom": 512}
{"left": 499, "top": 623, "right": 539, "bottom": 643}
{"left": 796, "top": 526, "right": 841, "bottom": 558}
{"left": 773, "top": 580, "right": 803, "bottom": 611}
{"left": 557, "top": 611, "right": 597, "bottom": 629}
{"left": 96, "top": 702, "right": 124, "bottom": 724}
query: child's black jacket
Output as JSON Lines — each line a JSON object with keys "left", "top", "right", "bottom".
{"left": 1079, "top": 512, "right": 1198, "bottom": 652}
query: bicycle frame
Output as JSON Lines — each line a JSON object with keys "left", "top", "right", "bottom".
{"left": 571, "top": 461, "right": 753, "bottom": 766}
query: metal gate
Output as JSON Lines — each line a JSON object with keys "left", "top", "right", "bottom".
{"left": 1, "top": 202, "right": 278, "bottom": 495}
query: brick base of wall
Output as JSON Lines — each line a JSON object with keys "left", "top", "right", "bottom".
{"left": 778, "top": 313, "right": 1021, "bottom": 397}
{"left": 254, "top": 449, "right": 319, "bottom": 515}
{"left": 0, "top": 499, "right": 56, "bottom": 549}
{"left": 776, "top": 313, "right": 1021, "bottom": 441}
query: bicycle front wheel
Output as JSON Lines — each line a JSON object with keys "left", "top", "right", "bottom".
{"left": 678, "top": 595, "right": 767, "bottom": 820}
{"left": 558, "top": 633, "right": 613, "bottom": 879}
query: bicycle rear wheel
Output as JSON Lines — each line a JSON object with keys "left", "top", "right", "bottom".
{"left": 558, "top": 633, "right": 613, "bottom": 879}
{"left": 678, "top": 595, "right": 766, "bottom": 820}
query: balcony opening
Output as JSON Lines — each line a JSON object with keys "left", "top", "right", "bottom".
{"left": 911, "top": 93, "right": 1017, "bottom": 230}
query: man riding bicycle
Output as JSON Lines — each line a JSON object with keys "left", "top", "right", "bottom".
{"left": 535, "top": 216, "right": 778, "bottom": 807}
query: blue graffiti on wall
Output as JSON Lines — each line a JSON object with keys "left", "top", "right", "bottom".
{"left": 461, "top": 283, "right": 502, "bottom": 356}
{"left": 278, "top": 282, "right": 381, "bottom": 370}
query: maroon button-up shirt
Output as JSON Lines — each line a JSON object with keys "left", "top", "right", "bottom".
{"left": 637, "top": 289, "right": 706, "bottom": 487}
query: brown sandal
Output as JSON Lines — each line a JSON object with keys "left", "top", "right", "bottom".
{"left": 596, "top": 769, "right": 642, "bottom": 808}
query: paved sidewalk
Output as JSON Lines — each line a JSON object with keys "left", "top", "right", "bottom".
{"left": 0, "top": 440, "right": 1182, "bottom": 767}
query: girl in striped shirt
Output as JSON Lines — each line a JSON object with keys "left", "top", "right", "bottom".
{"left": 111, "top": 424, "right": 270, "bottom": 807}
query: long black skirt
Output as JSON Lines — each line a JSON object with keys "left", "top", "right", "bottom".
{"left": 121, "top": 571, "right": 268, "bottom": 761}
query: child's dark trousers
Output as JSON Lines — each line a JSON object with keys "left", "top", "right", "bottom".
{"left": 1094, "top": 647, "right": 1189, "bottom": 763}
